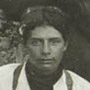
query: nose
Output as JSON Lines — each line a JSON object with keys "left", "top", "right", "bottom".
{"left": 41, "top": 40, "right": 51, "bottom": 55}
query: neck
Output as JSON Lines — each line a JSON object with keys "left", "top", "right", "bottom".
{"left": 25, "top": 60, "right": 64, "bottom": 85}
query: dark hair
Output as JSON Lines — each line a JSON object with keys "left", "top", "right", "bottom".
{"left": 19, "top": 6, "right": 71, "bottom": 45}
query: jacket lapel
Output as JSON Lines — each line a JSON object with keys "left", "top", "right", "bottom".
{"left": 54, "top": 70, "right": 67, "bottom": 90}
{"left": 16, "top": 62, "right": 31, "bottom": 90}
{"left": 15, "top": 63, "right": 68, "bottom": 90}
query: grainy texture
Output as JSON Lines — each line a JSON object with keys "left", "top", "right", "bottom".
{"left": 0, "top": 0, "right": 90, "bottom": 81}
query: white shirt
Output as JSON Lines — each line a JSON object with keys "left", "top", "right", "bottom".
{"left": 0, "top": 63, "right": 90, "bottom": 90}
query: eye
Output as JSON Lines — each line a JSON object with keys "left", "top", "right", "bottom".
{"left": 31, "top": 39, "right": 42, "bottom": 46}
{"left": 49, "top": 39, "right": 61, "bottom": 46}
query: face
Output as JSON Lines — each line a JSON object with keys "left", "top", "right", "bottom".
{"left": 26, "top": 26, "right": 67, "bottom": 75}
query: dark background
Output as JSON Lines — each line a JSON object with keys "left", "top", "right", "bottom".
{"left": 0, "top": 0, "right": 90, "bottom": 81}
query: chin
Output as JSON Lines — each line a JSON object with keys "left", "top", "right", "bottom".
{"left": 37, "top": 66, "right": 57, "bottom": 75}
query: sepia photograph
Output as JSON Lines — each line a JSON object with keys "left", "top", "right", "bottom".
{"left": 0, "top": 0, "right": 90, "bottom": 90}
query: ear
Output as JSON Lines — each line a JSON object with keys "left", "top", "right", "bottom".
{"left": 63, "top": 42, "right": 68, "bottom": 51}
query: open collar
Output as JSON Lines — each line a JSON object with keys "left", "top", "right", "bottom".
{"left": 16, "top": 62, "right": 68, "bottom": 90}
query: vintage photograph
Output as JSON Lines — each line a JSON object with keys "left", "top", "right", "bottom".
{"left": 0, "top": 0, "right": 90, "bottom": 90}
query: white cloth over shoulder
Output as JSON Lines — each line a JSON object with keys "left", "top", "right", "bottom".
{"left": 0, "top": 63, "right": 90, "bottom": 90}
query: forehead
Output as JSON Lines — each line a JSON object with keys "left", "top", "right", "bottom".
{"left": 30, "top": 26, "right": 63, "bottom": 39}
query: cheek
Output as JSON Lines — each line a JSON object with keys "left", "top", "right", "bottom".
{"left": 52, "top": 45, "right": 65, "bottom": 60}
{"left": 28, "top": 46, "right": 41, "bottom": 59}
{"left": 54, "top": 49, "right": 64, "bottom": 58}
{"left": 52, "top": 44, "right": 66, "bottom": 54}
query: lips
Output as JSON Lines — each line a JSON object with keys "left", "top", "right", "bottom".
{"left": 37, "top": 58, "right": 55, "bottom": 64}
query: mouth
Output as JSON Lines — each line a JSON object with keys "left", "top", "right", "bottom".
{"left": 38, "top": 58, "right": 55, "bottom": 64}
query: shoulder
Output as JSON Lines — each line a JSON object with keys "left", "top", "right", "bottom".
{"left": 0, "top": 63, "right": 20, "bottom": 73}
{"left": 66, "top": 70, "right": 90, "bottom": 89}
{"left": 0, "top": 63, "right": 21, "bottom": 89}
{"left": 0, "top": 63, "right": 21, "bottom": 80}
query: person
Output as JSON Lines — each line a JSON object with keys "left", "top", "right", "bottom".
{"left": 0, "top": 6, "right": 90, "bottom": 90}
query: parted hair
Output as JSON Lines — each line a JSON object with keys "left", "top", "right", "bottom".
{"left": 19, "top": 6, "right": 71, "bottom": 45}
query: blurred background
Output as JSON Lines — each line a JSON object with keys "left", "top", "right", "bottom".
{"left": 0, "top": 0, "right": 90, "bottom": 81}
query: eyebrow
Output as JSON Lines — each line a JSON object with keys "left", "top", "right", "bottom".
{"left": 31, "top": 38, "right": 42, "bottom": 40}
{"left": 31, "top": 37, "right": 61, "bottom": 40}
